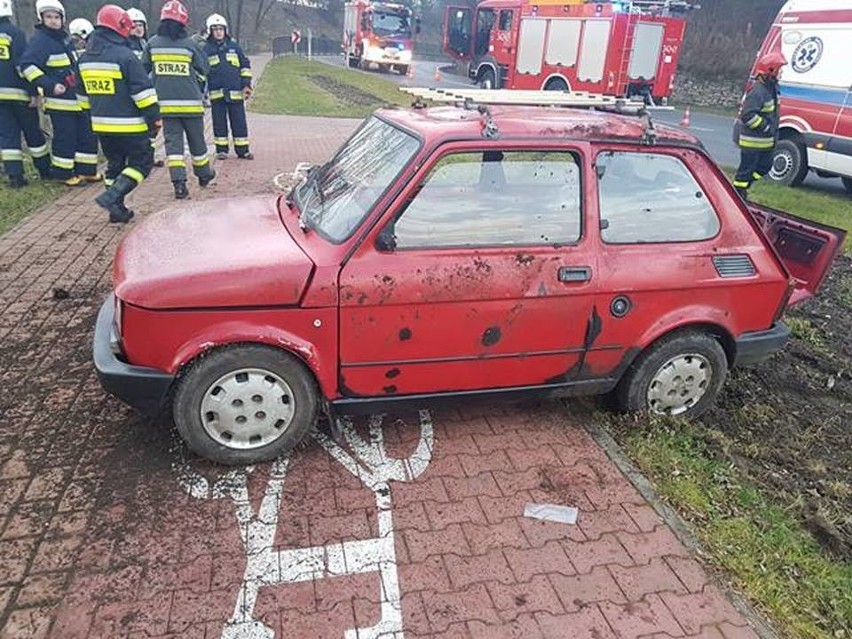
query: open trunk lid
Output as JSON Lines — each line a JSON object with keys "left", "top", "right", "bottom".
{"left": 748, "top": 202, "right": 846, "bottom": 306}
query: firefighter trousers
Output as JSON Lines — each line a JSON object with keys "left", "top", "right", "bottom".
{"left": 734, "top": 148, "right": 773, "bottom": 191}
{"left": 46, "top": 110, "right": 99, "bottom": 179}
{"left": 211, "top": 99, "right": 250, "bottom": 156}
{"left": 99, "top": 133, "right": 153, "bottom": 194}
{"left": 0, "top": 102, "right": 51, "bottom": 178}
{"left": 163, "top": 116, "right": 214, "bottom": 184}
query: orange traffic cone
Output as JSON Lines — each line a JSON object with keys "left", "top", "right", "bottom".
{"left": 434, "top": 66, "right": 442, "bottom": 83}
{"left": 680, "top": 106, "right": 691, "bottom": 127}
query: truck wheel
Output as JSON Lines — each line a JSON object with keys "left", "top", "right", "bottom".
{"left": 769, "top": 139, "right": 808, "bottom": 186}
{"left": 173, "top": 345, "right": 318, "bottom": 465}
{"left": 347, "top": 55, "right": 358, "bottom": 68}
{"left": 615, "top": 331, "right": 728, "bottom": 418}
{"left": 842, "top": 177, "right": 852, "bottom": 195}
{"left": 478, "top": 68, "right": 496, "bottom": 89}
{"left": 398, "top": 64, "right": 409, "bottom": 77}
{"left": 544, "top": 77, "right": 569, "bottom": 92}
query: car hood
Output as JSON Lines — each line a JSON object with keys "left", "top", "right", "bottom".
{"left": 114, "top": 195, "right": 314, "bottom": 309}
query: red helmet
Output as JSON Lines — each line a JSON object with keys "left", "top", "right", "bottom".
{"left": 160, "top": 0, "right": 189, "bottom": 26}
{"left": 96, "top": 4, "right": 133, "bottom": 38}
{"left": 754, "top": 51, "right": 787, "bottom": 78}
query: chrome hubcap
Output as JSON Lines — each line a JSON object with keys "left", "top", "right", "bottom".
{"left": 770, "top": 151, "right": 793, "bottom": 180}
{"left": 200, "top": 368, "right": 295, "bottom": 450}
{"left": 646, "top": 353, "right": 712, "bottom": 416}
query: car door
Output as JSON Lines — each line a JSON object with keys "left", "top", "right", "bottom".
{"left": 337, "top": 143, "right": 604, "bottom": 398}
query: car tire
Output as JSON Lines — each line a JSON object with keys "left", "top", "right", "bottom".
{"left": 842, "top": 177, "right": 852, "bottom": 195}
{"left": 769, "top": 139, "right": 808, "bottom": 186}
{"left": 544, "top": 77, "right": 569, "bottom": 92}
{"left": 173, "top": 345, "right": 318, "bottom": 465}
{"left": 615, "top": 331, "right": 728, "bottom": 418}
{"left": 478, "top": 68, "right": 496, "bottom": 89}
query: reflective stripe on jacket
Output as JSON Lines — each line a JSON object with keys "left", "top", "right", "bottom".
{"left": 203, "top": 37, "right": 251, "bottom": 102}
{"left": 78, "top": 28, "right": 160, "bottom": 135}
{"left": 144, "top": 34, "right": 208, "bottom": 117}
{"left": 0, "top": 19, "right": 34, "bottom": 102}
{"left": 19, "top": 24, "right": 80, "bottom": 112}
{"left": 735, "top": 80, "right": 779, "bottom": 150}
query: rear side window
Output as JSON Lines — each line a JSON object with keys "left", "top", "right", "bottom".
{"left": 392, "top": 150, "right": 582, "bottom": 249}
{"left": 597, "top": 151, "right": 719, "bottom": 244}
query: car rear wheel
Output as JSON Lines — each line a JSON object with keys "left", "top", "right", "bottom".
{"left": 769, "top": 139, "right": 808, "bottom": 186}
{"left": 478, "top": 68, "right": 496, "bottom": 89}
{"left": 616, "top": 332, "right": 728, "bottom": 418}
{"left": 173, "top": 345, "right": 318, "bottom": 465}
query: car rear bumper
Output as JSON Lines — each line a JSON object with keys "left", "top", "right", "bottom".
{"left": 733, "top": 321, "right": 791, "bottom": 367}
{"left": 93, "top": 295, "right": 174, "bottom": 415}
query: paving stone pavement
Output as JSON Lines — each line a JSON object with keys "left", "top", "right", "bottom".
{"left": 0, "top": 56, "right": 764, "bottom": 638}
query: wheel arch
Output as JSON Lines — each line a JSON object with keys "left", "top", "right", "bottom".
{"left": 473, "top": 62, "right": 498, "bottom": 86}
{"left": 169, "top": 325, "right": 333, "bottom": 399}
{"left": 540, "top": 74, "right": 570, "bottom": 91}
{"left": 631, "top": 320, "right": 737, "bottom": 371}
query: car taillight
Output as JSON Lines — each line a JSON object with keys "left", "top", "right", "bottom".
{"left": 772, "top": 278, "right": 796, "bottom": 323}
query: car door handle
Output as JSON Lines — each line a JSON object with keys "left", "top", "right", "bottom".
{"left": 558, "top": 266, "right": 592, "bottom": 283}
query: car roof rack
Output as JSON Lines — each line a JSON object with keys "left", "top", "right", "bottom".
{"left": 399, "top": 87, "right": 672, "bottom": 144}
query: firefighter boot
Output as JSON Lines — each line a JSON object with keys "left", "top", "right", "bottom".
{"left": 198, "top": 168, "right": 216, "bottom": 188}
{"left": 735, "top": 186, "right": 749, "bottom": 201}
{"left": 95, "top": 175, "right": 136, "bottom": 223}
{"left": 173, "top": 180, "right": 189, "bottom": 200}
{"left": 9, "top": 174, "right": 28, "bottom": 189}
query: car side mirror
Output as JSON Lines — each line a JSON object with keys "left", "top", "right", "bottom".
{"left": 376, "top": 226, "right": 397, "bottom": 252}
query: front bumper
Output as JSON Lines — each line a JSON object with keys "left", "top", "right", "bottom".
{"left": 733, "top": 321, "right": 791, "bottom": 367}
{"left": 93, "top": 295, "right": 174, "bottom": 414}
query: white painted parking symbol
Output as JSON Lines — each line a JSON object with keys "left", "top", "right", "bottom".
{"left": 172, "top": 411, "right": 434, "bottom": 639}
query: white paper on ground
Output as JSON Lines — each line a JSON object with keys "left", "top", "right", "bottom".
{"left": 523, "top": 503, "right": 579, "bottom": 525}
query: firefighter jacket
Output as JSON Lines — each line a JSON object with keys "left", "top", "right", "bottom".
{"left": 128, "top": 36, "right": 148, "bottom": 61}
{"left": 203, "top": 37, "right": 252, "bottom": 103}
{"left": 0, "top": 18, "right": 35, "bottom": 103}
{"left": 77, "top": 28, "right": 160, "bottom": 135}
{"left": 19, "top": 24, "right": 80, "bottom": 113}
{"left": 735, "top": 79, "right": 779, "bottom": 150}
{"left": 144, "top": 33, "right": 208, "bottom": 117}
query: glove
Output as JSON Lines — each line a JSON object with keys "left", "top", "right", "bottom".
{"left": 149, "top": 118, "right": 163, "bottom": 137}
{"left": 242, "top": 86, "right": 253, "bottom": 99}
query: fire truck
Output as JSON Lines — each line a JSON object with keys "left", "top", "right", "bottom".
{"left": 344, "top": 1, "right": 419, "bottom": 75}
{"left": 443, "top": 0, "right": 696, "bottom": 102}
{"left": 752, "top": 0, "right": 852, "bottom": 193}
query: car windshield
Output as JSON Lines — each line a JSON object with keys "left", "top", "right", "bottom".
{"left": 372, "top": 11, "right": 411, "bottom": 37}
{"left": 295, "top": 116, "right": 419, "bottom": 243}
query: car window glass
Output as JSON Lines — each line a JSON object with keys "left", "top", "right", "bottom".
{"left": 392, "top": 150, "right": 581, "bottom": 249}
{"left": 597, "top": 151, "right": 719, "bottom": 243}
{"left": 499, "top": 10, "right": 513, "bottom": 31}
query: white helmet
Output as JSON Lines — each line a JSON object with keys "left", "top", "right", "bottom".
{"left": 206, "top": 13, "right": 228, "bottom": 31}
{"left": 0, "top": 0, "right": 14, "bottom": 19}
{"left": 35, "top": 0, "right": 65, "bottom": 20}
{"left": 69, "top": 17, "right": 94, "bottom": 39}
{"left": 127, "top": 8, "right": 146, "bottom": 25}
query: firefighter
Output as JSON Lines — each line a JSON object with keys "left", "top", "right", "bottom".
{"left": 19, "top": 0, "right": 101, "bottom": 186}
{"left": 144, "top": 0, "right": 214, "bottom": 200}
{"left": 68, "top": 17, "right": 93, "bottom": 52}
{"left": 78, "top": 4, "right": 160, "bottom": 223}
{"left": 126, "top": 8, "right": 148, "bottom": 60}
{"left": 733, "top": 50, "right": 787, "bottom": 200}
{"left": 0, "top": 0, "right": 51, "bottom": 187}
{"left": 203, "top": 13, "right": 253, "bottom": 160}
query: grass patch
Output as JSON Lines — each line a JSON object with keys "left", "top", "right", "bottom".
{"left": 250, "top": 56, "right": 409, "bottom": 118}
{"left": 608, "top": 415, "right": 852, "bottom": 639}
{"left": 748, "top": 180, "right": 852, "bottom": 254}
{"left": 0, "top": 160, "right": 63, "bottom": 236}
{"left": 786, "top": 317, "right": 826, "bottom": 350}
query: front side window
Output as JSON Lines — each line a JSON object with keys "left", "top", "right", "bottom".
{"left": 388, "top": 150, "right": 582, "bottom": 249}
{"left": 596, "top": 151, "right": 719, "bottom": 243}
{"left": 499, "top": 10, "right": 514, "bottom": 31}
{"left": 296, "top": 116, "right": 419, "bottom": 243}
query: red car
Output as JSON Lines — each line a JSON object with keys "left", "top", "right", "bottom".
{"left": 93, "top": 98, "right": 846, "bottom": 465}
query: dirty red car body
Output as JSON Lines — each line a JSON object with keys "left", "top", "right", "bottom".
{"left": 93, "top": 102, "right": 846, "bottom": 465}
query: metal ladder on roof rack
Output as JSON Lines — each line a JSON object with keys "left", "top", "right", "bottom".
{"left": 399, "top": 87, "right": 664, "bottom": 114}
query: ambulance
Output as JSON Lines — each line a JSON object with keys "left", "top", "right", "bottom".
{"left": 755, "top": 0, "right": 852, "bottom": 192}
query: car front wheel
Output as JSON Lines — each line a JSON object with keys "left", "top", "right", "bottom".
{"left": 173, "top": 345, "right": 318, "bottom": 465}
{"left": 616, "top": 332, "right": 728, "bottom": 418}
{"left": 769, "top": 139, "right": 808, "bottom": 186}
